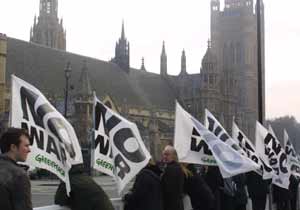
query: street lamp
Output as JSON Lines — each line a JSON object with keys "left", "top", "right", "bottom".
{"left": 64, "top": 61, "right": 71, "bottom": 117}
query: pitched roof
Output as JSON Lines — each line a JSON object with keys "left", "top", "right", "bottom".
{"left": 6, "top": 37, "right": 177, "bottom": 111}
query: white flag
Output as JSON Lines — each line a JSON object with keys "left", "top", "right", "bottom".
{"left": 174, "top": 102, "right": 216, "bottom": 166}
{"left": 10, "top": 75, "right": 83, "bottom": 194}
{"left": 93, "top": 95, "right": 151, "bottom": 193}
{"left": 232, "top": 121, "right": 273, "bottom": 179}
{"left": 284, "top": 129, "right": 300, "bottom": 177}
{"left": 175, "top": 103, "right": 259, "bottom": 178}
{"left": 256, "top": 122, "right": 290, "bottom": 189}
{"left": 205, "top": 109, "right": 244, "bottom": 154}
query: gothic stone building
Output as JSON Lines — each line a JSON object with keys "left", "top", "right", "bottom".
{"left": 0, "top": 0, "right": 265, "bottom": 159}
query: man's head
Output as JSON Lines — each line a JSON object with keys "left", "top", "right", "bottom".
{"left": 0, "top": 128, "right": 31, "bottom": 162}
{"left": 162, "top": 145, "right": 178, "bottom": 163}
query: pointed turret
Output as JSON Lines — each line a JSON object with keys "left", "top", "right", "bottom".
{"left": 121, "top": 20, "right": 125, "bottom": 40}
{"left": 30, "top": 0, "right": 66, "bottom": 50}
{"left": 160, "top": 41, "right": 167, "bottom": 76}
{"left": 113, "top": 21, "right": 130, "bottom": 72}
{"left": 140, "top": 57, "right": 146, "bottom": 71}
{"left": 77, "top": 60, "right": 92, "bottom": 100}
{"left": 180, "top": 49, "right": 187, "bottom": 75}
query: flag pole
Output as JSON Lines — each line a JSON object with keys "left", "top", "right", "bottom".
{"left": 256, "top": 0, "right": 263, "bottom": 124}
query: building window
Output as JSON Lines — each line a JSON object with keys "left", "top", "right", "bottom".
{"left": 47, "top": 2, "right": 51, "bottom": 13}
{"left": 213, "top": 6, "right": 218, "bottom": 11}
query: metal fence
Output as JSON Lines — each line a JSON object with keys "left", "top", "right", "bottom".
{"left": 33, "top": 198, "right": 123, "bottom": 210}
{"left": 32, "top": 188, "right": 300, "bottom": 210}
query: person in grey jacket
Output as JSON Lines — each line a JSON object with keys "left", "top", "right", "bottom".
{"left": 0, "top": 127, "right": 32, "bottom": 210}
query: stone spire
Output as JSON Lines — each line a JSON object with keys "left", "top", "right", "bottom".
{"left": 180, "top": 49, "right": 187, "bottom": 75}
{"left": 160, "top": 41, "right": 167, "bottom": 76}
{"left": 30, "top": 0, "right": 66, "bottom": 50}
{"left": 113, "top": 21, "right": 130, "bottom": 72}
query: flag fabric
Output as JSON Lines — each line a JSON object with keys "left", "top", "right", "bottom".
{"left": 174, "top": 102, "right": 216, "bottom": 166}
{"left": 93, "top": 95, "right": 151, "bottom": 193}
{"left": 175, "top": 103, "right": 259, "bottom": 178}
{"left": 10, "top": 75, "right": 83, "bottom": 194}
{"left": 255, "top": 122, "right": 290, "bottom": 189}
{"left": 232, "top": 121, "right": 273, "bottom": 180}
{"left": 205, "top": 109, "right": 244, "bottom": 154}
{"left": 284, "top": 129, "right": 300, "bottom": 177}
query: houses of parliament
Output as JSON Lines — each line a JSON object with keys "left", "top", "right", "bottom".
{"left": 0, "top": 0, "right": 265, "bottom": 159}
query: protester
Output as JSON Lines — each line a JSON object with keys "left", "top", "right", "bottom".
{"left": 161, "top": 145, "right": 185, "bottom": 210}
{"left": 0, "top": 127, "right": 32, "bottom": 210}
{"left": 289, "top": 174, "right": 300, "bottom": 210}
{"left": 55, "top": 164, "right": 114, "bottom": 210}
{"left": 220, "top": 177, "right": 235, "bottom": 210}
{"left": 246, "top": 171, "right": 271, "bottom": 210}
{"left": 123, "top": 159, "right": 163, "bottom": 210}
{"left": 273, "top": 183, "right": 291, "bottom": 210}
{"left": 204, "top": 166, "right": 223, "bottom": 210}
{"left": 233, "top": 174, "right": 248, "bottom": 210}
{"left": 182, "top": 163, "right": 215, "bottom": 210}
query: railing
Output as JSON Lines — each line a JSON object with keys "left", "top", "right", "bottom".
{"left": 32, "top": 187, "right": 300, "bottom": 210}
{"left": 33, "top": 198, "right": 123, "bottom": 210}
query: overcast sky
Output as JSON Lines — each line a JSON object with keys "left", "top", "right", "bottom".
{"left": 0, "top": 0, "right": 299, "bottom": 121}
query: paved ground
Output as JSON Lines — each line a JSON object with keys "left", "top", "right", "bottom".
{"left": 31, "top": 176, "right": 131, "bottom": 208}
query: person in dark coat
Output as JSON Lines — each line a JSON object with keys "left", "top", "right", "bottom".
{"left": 233, "top": 174, "right": 248, "bottom": 210}
{"left": 273, "top": 183, "right": 291, "bottom": 210}
{"left": 123, "top": 159, "right": 163, "bottom": 210}
{"left": 289, "top": 174, "right": 300, "bottom": 210}
{"left": 204, "top": 166, "right": 223, "bottom": 210}
{"left": 0, "top": 128, "right": 32, "bottom": 210}
{"left": 246, "top": 171, "right": 271, "bottom": 210}
{"left": 55, "top": 164, "right": 114, "bottom": 210}
{"left": 183, "top": 163, "right": 215, "bottom": 210}
{"left": 161, "top": 145, "right": 185, "bottom": 210}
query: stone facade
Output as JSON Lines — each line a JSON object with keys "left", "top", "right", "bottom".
{"left": 0, "top": 34, "right": 7, "bottom": 114}
{"left": 30, "top": 0, "right": 66, "bottom": 50}
{"left": 166, "top": 0, "right": 265, "bottom": 141}
{"left": 0, "top": 0, "right": 265, "bottom": 159}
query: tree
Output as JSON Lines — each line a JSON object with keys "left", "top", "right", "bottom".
{"left": 267, "top": 116, "right": 300, "bottom": 152}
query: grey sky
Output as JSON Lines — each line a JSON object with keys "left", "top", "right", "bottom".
{"left": 0, "top": 0, "right": 299, "bottom": 121}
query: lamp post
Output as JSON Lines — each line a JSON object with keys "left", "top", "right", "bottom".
{"left": 64, "top": 61, "right": 71, "bottom": 117}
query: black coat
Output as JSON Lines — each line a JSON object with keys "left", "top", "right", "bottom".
{"left": 204, "top": 166, "right": 223, "bottom": 210}
{"left": 0, "top": 155, "right": 32, "bottom": 210}
{"left": 233, "top": 174, "right": 247, "bottom": 205}
{"left": 55, "top": 165, "right": 114, "bottom": 210}
{"left": 124, "top": 165, "right": 163, "bottom": 210}
{"left": 184, "top": 165, "right": 215, "bottom": 210}
{"left": 161, "top": 161, "right": 185, "bottom": 210}
{"left": 246, "top": 171, "right": 271, "bottom": 199}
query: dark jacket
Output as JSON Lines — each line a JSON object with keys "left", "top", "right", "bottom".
{"left": 124, "top": 165, "right": 163, "bottom": 210}
{"left": 184, "top": 164, "right": 215, "bottom": 210}
{"left": 0, "top": 154, "right": 32, "bottom": 210}
{"left": 161, "top": 161, "right": 185, "bottom": 210}
{"left": 204, "top": 166, "right": 223, "bottom": 210}
{"left": 55, "top": 164, "right": 114, "bottom": 210}
{"left": 246, "top": 171, "right": 271, "bottom": 199}
{"left": 233, "top": 174, "right": 247, "bottom": 205}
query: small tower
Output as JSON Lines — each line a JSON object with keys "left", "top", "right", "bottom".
{"left": 160, "top": 41, "right": 167, "bottom": 76}
{"left": 113, "top": 21, "right": 130, "bottom": 72}
{"left": 200, "top": 40, "right": 220, "bottom": 115}
{"left": 179, "top": 49, "right": 187, "bottom": 75}
{"left": 74, "top": 60, "right": 93, "bottom": 149}
{"left": 30, "top": 0, "right": 66, "bottom": 50}
{"left": 140, "top": 57, "right": 146, "bottom": 71}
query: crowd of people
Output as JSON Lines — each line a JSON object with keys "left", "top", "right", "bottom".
{"left": 0, "top": 127, "right": 300, "bottom": 210}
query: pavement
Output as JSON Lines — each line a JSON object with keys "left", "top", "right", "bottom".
{"left": 31, "top": 176, "right": 131, "bottom": 208}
